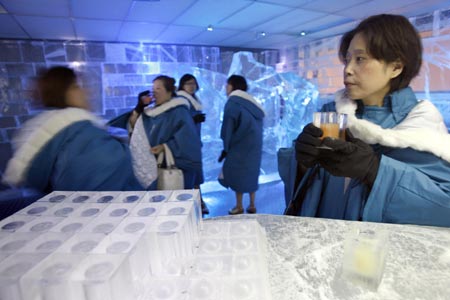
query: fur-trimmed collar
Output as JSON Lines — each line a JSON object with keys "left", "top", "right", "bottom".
{"left": 143, "top": 97, "right": 190, "bottom": 117}
{"left": 3, "top": 108, "right": 102, "bottom": 186}
{"left": 229, "top": 90, "right": 266, "bottom": 116}
{"left": 176, "top": 90, "right": 202, "bottom": 111}
{"left": 334, "top": 89, "right": 450, "bottom": 162}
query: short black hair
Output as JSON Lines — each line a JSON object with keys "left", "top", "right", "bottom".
{"left": 339, "top": 14, "right": 422, "bottom": 93}
{"left": 37, "top": 66, "right": 77, "bottom": 108}
{"left": 227, "top": 75, "right": 248, "bottom": 92}
{"left": 178, "top": 73, "right": 199, "bottom": 92}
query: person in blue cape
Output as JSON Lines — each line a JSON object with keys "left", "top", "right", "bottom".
{"left": 177, "top": 74, "right": 209, "bottom": 214}
{"left": 2, "top": 66, "right": 144, "bottom": 197}
{"left": 111, "top": 75, "right": 203, "bottom": 190}
{"left": 285, "top": 14, "right": 450, "bottom": 228}
{"left": 177, "top": 74, "right": 206, "bottom": 137}
{"left": 219, "top": 75, "right": 265, "bottom": 215}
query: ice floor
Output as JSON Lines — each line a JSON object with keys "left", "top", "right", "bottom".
{"left": 201, "top": 173, "right": 287, "bottom": 218}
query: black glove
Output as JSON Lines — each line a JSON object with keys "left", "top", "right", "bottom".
{"left": 135, "top": 90, "right": 151, "bottom": 114}
{"left": 318, "top": 129, "right": 380, "bottom": 187}
{"left": 218, "top": 150, "right": 227, "bottom": 162}
{"left": 193, "top": 113, "right": 206, "bottom": 123}
{"left": 295, "top": 123, "right": 323, "bottom": 168}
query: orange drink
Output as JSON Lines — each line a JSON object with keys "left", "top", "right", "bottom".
{"left": 320, "top": 123, "right": 339, "bottom": 139}
{"left": 313, "top": 112, "right": 347, "bottom": 140}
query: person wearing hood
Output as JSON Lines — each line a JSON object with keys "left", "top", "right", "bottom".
{"left": 177, "top": 74, "right": 209, "bottom": 214}
{"left": 286, "top": 14, "right": 450, "bottom": 227}
{"left": 2, "top": 66, "right": 145, "bottom": 217}
{"left": 219, "top": 75, "right": 265, "bottom": 215}
{"left": 117, "top": 75, "right": 203, "bottom": 190}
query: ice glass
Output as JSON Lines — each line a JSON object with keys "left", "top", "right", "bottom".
{"left": 94, "top": 233, "right": 151, "bottom": 280}
{"left": 80, "top": 254, "right": 135, "bottom": 300}
{"left": 313, "top": 112, "right": 347, "bottom": 139}
{"left": 21, "top": 253, "right": 86, "bottom": 300}
{"left": 0, "top": 253, "right": 48, "bottom": 300}
{"left": 188, "top": 278, "right": 222, "bottom": 299}
{"left": 16, "top": 201, "right": 56, "bottom": 217}
{"left": 341, "top": 226, "right": 389, "bottom": 291}
{"left": 147, "top": 215, "right": 192, "bottom": 276}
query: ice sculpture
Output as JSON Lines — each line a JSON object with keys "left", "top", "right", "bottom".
{"left": 228, "top": 52, "right": 319, "bottom": 150}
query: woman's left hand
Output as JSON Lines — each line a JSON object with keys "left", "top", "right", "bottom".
{"left": 318, "top": 129, "right": 380, "bottom": 186}
{"left": 151, "top": 144, "right": 165, "bottom": 154}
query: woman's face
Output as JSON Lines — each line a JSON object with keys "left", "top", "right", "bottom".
{"left": 65, "top": 83, "right": 89, "bottom": 109}
{"left": 153, "top": 79, "right": 172, "bottom": 105}
{"left": 343, "top": 33, "right": 402, "bottom": 106}
{"left": 226, "top": 83, "right": 233, "bottom": 97}
{"left": 182, "top": 79, "right": 197, "bottom": 95}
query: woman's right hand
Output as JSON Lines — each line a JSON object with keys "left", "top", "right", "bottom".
{"left": 295, "top": 123, "right": 323, "bottom": 168}
{"left": 135, "top": 90, "right": 153, "bottom": 114}
{"left": 151, "top": 144, "right": 164, "bottom": 155}
{"left": 193, "top": 113, "right": 206, "bottom": 123}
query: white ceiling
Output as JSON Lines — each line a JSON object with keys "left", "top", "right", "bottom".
{"left": 0, "top": 0, "right": 449, "bottom": 50}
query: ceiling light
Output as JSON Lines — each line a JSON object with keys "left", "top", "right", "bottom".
{"left": 70, "top": 61, "right": 82, "bottom": 68}
{"left": 260, "top": 31, "right": 266, "bottom": 37}
{"left": 300, "top": 31, "right": 307, "bottom": 36}
{"left": 207, "top": 25, "right": 213, "bottom": 32}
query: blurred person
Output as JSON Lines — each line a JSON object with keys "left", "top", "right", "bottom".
{"left": 2, "top": 66, "right": 144, "bottom": 201}
{"left": 286, "top": 14, "right": 450, "bottom": 227}
{"left": 177, "top": 74, "right": 209, "bottom": 214}
{"left": 219, "top": 75, "right": 265, "bottom": 214}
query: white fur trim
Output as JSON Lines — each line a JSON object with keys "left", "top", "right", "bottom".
{"left": 334, "top": 89, "right": 450, "bottom": 162}
{"left": 3, "top": 108, "right": 102, "bottom": 185}
{"left": 143, "top": 97, "right": 190, "bottom": 117}
{"left": 129, "top": 116, "right": 157, "bottom": 188}
{"left": 176, "top": 90, "right": 203, "bottom": 111}
{"left": 335, "top": 89, "right": 357, "bottom": 115}
{"left": 229, "top": 90, "right": 266, "bottom": 116}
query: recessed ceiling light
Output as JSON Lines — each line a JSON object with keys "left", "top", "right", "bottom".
{"left": 207, "top": 25, "right": 213, "bottom": 31}
{"left": 260, "top": 31, "right": 266, "bottom": 37}
{"left": 70, "top": 61, "right": 82, "bottom": 68}
{"left": 300, "top": 31, "right": 307, "bottom": 36}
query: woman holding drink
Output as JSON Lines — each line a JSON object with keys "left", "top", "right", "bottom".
{"left": 286, "top": 14, "right": 450, "bottom": 227}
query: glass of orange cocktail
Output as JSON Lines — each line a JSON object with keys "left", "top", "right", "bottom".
{"left": 313, "top": 112, "right": 347, "bottom": 140}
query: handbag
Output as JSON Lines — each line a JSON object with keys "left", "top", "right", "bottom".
{"left": 157, "top": 144, "right": 184, "bottom": 190}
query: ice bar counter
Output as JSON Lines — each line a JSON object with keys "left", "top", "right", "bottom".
{"left": 0, "top": 190, "right": 271, "bottom": 300}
